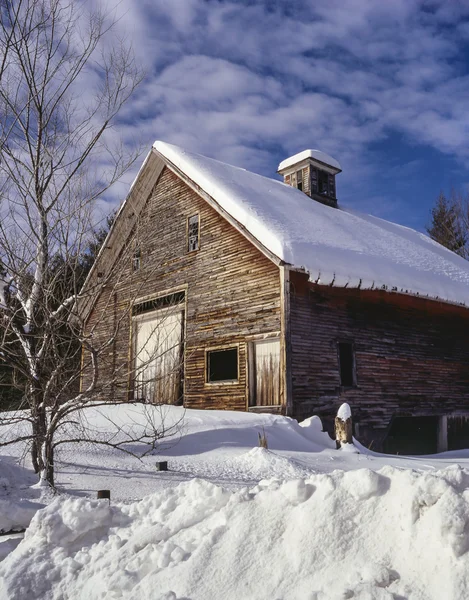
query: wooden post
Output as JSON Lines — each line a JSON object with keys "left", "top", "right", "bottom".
{"left": 97, "top": 490, "right": 111, "bottom": 505}
{"left": 156, "top": 461, "right": 168, "bottom": 471}
{"left": 258, "top": 429, "right": 268, "bottom": 449}
{"left": 335, "top": 403, "right": 353, "bottom": 448}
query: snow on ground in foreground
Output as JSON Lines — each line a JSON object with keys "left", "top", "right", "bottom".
{"left": 0, "top": 458, "right": 43, "bottom": 533}
{"left": 10, "top": 404, "right": 465, "bottom": 502}
{"left": 3, "top": 405, "right": 469, "bottom": 598}
{"left": 3, "top": 464, "right": 469, "bottom": 599}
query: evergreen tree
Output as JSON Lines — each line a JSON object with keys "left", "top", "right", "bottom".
{"left": 0, "top": 215, "right": 115, "bottom": 410}
{"left": 426, "top": 191, "right": 468, "bottom": 259}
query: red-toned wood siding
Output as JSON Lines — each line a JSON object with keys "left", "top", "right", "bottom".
{"left": 290, "top": 272, "right": 469, "bottom": 448}
{"left": 83, "top": 167, "right": 281, "bottom": 410}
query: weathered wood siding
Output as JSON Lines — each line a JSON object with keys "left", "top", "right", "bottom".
{"left": 289, "top": 272, "right": 469, "bottom": 448}
{"left": 83, "top": 167, "right": 281, "bottom": 410}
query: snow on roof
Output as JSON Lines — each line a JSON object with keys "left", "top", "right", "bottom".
{"left": 153, "top": 141, "right": 469, "bottom": 307}
{"left": 278, "top": 149, "right": 342, "bottom": 172}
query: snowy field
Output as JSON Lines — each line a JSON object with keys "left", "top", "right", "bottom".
{"left": 1, "top": 405, "right": 469, "bottom": 599}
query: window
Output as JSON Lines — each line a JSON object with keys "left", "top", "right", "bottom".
{"left": 206, "top": 347, "right": 238, "bottom": 383}
{"left": 296, "top": 170, "right": 303, "bottom": 192}
{"left": 318, "top": 170, "right": 329, "bottom": 196}
{"left": 133, "top": 291, "right": 185, "bottom": 316}
{"left": 311, "top": 169, "right": 336, "bottom": 199}
{"left": 132, "top": 248, "right": 141, "bottom": 271}
{"left": 338, "top": 342, "right": 355, "bottom": 387}
{"left": 188, "top": 215, "right": 199, "bottom": 252}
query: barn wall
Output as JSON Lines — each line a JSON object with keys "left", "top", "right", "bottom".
{"left": 289, "top": 272, "right": 469, "bottom": 449}
{"left": 83, "top": 167, "right": 281, "bottom": 411}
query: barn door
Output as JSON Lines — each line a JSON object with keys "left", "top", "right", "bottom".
{"left": 133, "top": 306, "right": 184, "bottom": 404}
{"left": 250, "top": 339, "right": 280, "bottom": 406}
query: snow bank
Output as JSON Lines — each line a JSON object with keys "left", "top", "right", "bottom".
{"left": 228, "top": 447, "right": 311, "bottom": 480}
{"left": 3, "top": 465, "right": 469, "bottom": 599}
{"left": 153, "top": 141, "right": 469, "bottom": 306}
{"left": 0, "top": 458, "right": 42, "bottom": 533}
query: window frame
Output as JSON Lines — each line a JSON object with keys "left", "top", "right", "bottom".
{"left": 187, "top": 213, "right": 200, "bottom": 252}
{"left": 132, "top": 247, "right": 141, "bottom": 272}
{"left": 337, "top": 340, "right": 357, "bottom": 388}
{"left": 205, "top": 344, "right": 239, "bottom": 385}
{"left": 311, "top": 168, "right": 336, "bottom": 199}
{"left": 296, "top": 169, "right": 303, "bottom": 192}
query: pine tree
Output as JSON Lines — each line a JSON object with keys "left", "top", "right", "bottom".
{"left": 426, "top": 192, "right": 468, "bottom": 259}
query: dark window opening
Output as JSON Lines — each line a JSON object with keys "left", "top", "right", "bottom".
{"left": 132, "top": 248, "right": 141, "bottom": 271}
{"left": 207, "top": 347, "right": 238, "bottom": 383}
{"left": 188, "top": 215, "right": 199, "bottom": 252}
{"left": 296, "top": 170, "right": 303, "bottom": 192}
{"left": 338, "top": 342, "right": 355, "bottom": 387}
{"left": 311, "top": 169, "right": 336, "bottom": 199}
{"left": 447, "top": 415, "right": 469, "bottom": 451}
{"left": 383, "top": 416, "right": 438, "bottom": 455}
{"left": 318, "top": 170, "right": 329, "bottom": 196}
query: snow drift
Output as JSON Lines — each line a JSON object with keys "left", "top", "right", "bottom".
{"left": 0, "top": 458, "right": 42, "bottom": 534}
{"left": 2, "top": 463, "right": 469, "bottom": 599}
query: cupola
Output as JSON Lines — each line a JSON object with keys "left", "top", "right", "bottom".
{"left": 277, "top": 149, "right": 342, "bottom": 208}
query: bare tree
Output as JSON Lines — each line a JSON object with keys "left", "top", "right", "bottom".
{"left": 0, "top": 0, "right": 184, "bottom": 488}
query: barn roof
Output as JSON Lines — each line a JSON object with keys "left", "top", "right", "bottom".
{"left": 153, "top": 141, "right": 469, "bottom": 307}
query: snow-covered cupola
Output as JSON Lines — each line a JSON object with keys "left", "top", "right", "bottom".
{"left": 277, "top": 149, "right": 342, "bottom": 208}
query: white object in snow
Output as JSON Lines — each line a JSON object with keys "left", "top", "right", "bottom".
{"left": 152, "top": 141, "right": 469, "bottom": 308}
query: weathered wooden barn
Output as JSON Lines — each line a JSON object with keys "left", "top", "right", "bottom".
{"left": 79, "top": 142, "right": 469, "bottom": 453}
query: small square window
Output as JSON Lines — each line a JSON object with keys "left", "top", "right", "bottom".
{"left": 132, "top": 248, "right": 141, "bottom": 271}
{"left": 188, "top": 215, "right": 199, "bottom": 252}
{"left": 206, "top": 347, "right": 238, "bottom": 383}
{"left": 338, "top": 342, "right": 355, "bottom": 387}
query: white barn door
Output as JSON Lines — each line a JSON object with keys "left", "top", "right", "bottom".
{"left": 133, "top": 306, "right": 184, "bottom": 404}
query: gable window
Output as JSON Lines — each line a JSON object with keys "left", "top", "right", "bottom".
{"left": 132, "top": 248, "right": 141, "bottom": 271}
{"left": 206, "top": 347, "right": 238, "bottom": 383}
{"left": 188, "top": 214, "right": 199, "bottom": 252}
{"left": 338, "top": 342, "right": 356, "bottom": 387}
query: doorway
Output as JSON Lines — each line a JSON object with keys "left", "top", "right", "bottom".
{"left": 249, "top": 339, "right": 280, "bottom": 407}
{"left": 382, "top": 416, "right": 439, "bottom": 455}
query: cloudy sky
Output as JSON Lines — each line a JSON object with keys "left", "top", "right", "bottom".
{"left": 108, "top": 0, "right": 469, "bottom": 231}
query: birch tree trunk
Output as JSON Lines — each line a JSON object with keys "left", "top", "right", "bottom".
{"left": 0, "top": 0, "right": 145, "bottom": 486}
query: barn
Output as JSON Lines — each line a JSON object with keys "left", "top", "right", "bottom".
{"left": 79, "top": 141, "right": 469, "bottom": 453}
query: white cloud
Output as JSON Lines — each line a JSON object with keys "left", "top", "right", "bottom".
{"left": 90, "top": 0, "right": 469, "bottom": 225}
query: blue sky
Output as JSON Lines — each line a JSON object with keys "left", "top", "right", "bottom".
{"left": 108, "top": 0, "right": 469, "bottom": 232}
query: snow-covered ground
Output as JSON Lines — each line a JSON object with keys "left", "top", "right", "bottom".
{"left": 2, "top": 405, "right": 469, "bottom": 599}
